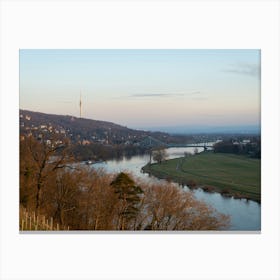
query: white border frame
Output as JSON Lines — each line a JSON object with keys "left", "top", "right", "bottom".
{"left": 1, "top": 1, "right": 280, "bottom": 279}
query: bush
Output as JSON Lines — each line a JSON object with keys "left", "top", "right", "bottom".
{"left": 186, "top": 179, "right": 197, "bottom": 188}
{"left": 202, "top": 185, "right": 215, "bottom": 193}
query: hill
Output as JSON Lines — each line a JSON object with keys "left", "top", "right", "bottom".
{"left": 19, "top": 109, "right": 177, "bottom": 146}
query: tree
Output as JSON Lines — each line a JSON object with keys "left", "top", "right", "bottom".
{"left": 152, "top": 147, "right": 168, "bottom": 164}
{"left": 110, "top": 172, "right": 143, "bottom": 230}
{"left": 46, "top": 169, "right": 82, "bottom": 226}
{"left": 77, "top": 169, "right": 117, "bottom": 230}
{"left": 184, "top": 151, "right": 192, "bottom": 158}
{"left": 20, "top": 135, "right": 74, "bottom": 214}
{"left": 139, "top": 183, "right": 230, "bottom": 230}
{"left": 194, "top": 147, "right": 199, "bottom": 155}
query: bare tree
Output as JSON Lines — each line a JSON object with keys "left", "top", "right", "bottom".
{"left": 20, "top": 135, "right": 74, "bottom": 214}
{"left": 184, "top": 151, "right": 192, "bottom": 158}
{"left": 194, "top": 147, "right": 199, "bottom": 155}
{"left": 79, "top": 169, "right": 117, "bottom": 230}
{"left": 139, "top": 182, "right": 230, "bottom": 230}
{"left": 152, "top": 147, "right": 168, "bottom": 164}
{"left": 45, "top": 169, "right": 83, "bottom": 225}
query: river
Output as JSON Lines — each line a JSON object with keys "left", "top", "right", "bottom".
{"left": 90, "top": 146, "right": 261, "bottom": 231}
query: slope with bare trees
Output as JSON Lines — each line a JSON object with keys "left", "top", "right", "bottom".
{"left": 20, "top": 136, "right": 230, "bottom": 231}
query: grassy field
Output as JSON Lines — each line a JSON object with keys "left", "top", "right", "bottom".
{"left": 142, "top": 152, "right": 261, "bottom": 202}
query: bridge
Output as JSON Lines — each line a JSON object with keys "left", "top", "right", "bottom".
{"left": 139, "top": 136, "right": 213, "bottom": 149}
{"left": 167, "top": 143, "right": 214, "bottom": 148}
{"left": 139, "top": 136, "right": 167, "bottom": 148}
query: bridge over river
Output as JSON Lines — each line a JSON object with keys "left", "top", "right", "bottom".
{"left": 167, "top": 143, "right": 213, "bottom": 148}
{"left": 139, "top": 136, "right": 214, "bottom": 149}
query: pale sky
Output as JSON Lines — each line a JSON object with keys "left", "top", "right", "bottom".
{"left": 20, "top": 49, "right": 260, "bottom": 130}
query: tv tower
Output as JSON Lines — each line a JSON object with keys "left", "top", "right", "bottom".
{"left": 79, "top": 91, "right": 82, "bottom": 118}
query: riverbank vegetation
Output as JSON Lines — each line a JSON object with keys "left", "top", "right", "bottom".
{"left": 213, "top": 138, "right": 261, "bottom": 158}
{"left": 70, "top": 142, "right": 149, "bottom": 162}
{"left": 20, "top": 137, "right": 230, "bottom": 230}
{"left": 142, "top": 151, "right": 261, "bottom": 203}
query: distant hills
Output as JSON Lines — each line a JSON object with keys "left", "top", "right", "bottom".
{"left": 142, "top": 124, "right": 261, "bottom": 135}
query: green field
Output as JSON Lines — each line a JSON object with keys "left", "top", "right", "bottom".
{"left": 143, "top": 152, "right": 261, "bottom": 202}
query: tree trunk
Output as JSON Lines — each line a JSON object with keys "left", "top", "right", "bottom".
{"left": 35, "top": 184, "right": 41, "bottom": 215}
{"left": 54, "top": 205, "right": 63, "bottom": 225}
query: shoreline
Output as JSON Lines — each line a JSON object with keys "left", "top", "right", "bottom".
{"left": 142, "top": 161, "right": 261, "bottom": 204}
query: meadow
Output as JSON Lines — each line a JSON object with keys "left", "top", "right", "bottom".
{"left": 143, "top": 152, "right": 261, "bottom": 202}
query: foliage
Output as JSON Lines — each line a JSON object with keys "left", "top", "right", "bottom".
{"left": 110, "top": 172, "right": 143, "bottom": 230}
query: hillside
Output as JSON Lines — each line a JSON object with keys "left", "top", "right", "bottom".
{"left": 21, "top": 109, "right": 135, "bottom": 133}
{"left": 19, "top": 109, "right": 174, "bottom": 145}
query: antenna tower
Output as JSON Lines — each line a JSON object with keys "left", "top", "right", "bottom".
{"left": 79, "top": 91, "right": 82, "bottom": 118}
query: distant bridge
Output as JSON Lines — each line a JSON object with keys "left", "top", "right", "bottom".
{"left": 139, "top": 136, "right": 214, "bottom": 149}
{"left": 139, "top": 136, "right": 167, "bottom": 148}
{"left": 167, "top": 143, "right": 214, "bottom": 148}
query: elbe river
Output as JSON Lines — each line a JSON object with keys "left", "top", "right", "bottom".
{"left": 89, "top": 146, "right": 261, "bottom": 231}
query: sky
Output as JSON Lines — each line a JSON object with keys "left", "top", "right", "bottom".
{"left": 20, "top": 49, "right": 260, "bottom": 132}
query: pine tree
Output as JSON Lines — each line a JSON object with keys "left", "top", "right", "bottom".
{"left": 110, "top": 172, "right": 143, "bottom": 230}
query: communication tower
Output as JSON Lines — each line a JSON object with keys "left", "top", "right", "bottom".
{"left": 79, "top": 91, "right": 82, "bottom": 118}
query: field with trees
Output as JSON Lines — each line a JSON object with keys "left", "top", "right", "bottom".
{"left": 143, "top": 151, "right": 261, "bottom": 202}
{"left": 20, "top": 136, "right": 230, "bottom": 230}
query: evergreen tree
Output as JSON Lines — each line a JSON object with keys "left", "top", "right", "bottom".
{"left": 110, "top": 172, "right": 143, "bottom": 230}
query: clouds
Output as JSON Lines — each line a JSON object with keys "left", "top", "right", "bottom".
{"left": 223, "top": 63, "right": 260, "bottom": 78}
{"left": 129, "top": 91, "right": 201, "bottom": 98}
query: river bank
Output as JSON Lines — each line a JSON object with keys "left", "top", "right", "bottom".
{"left": 142, "top": 151, "right": 261, "bottom": 203}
